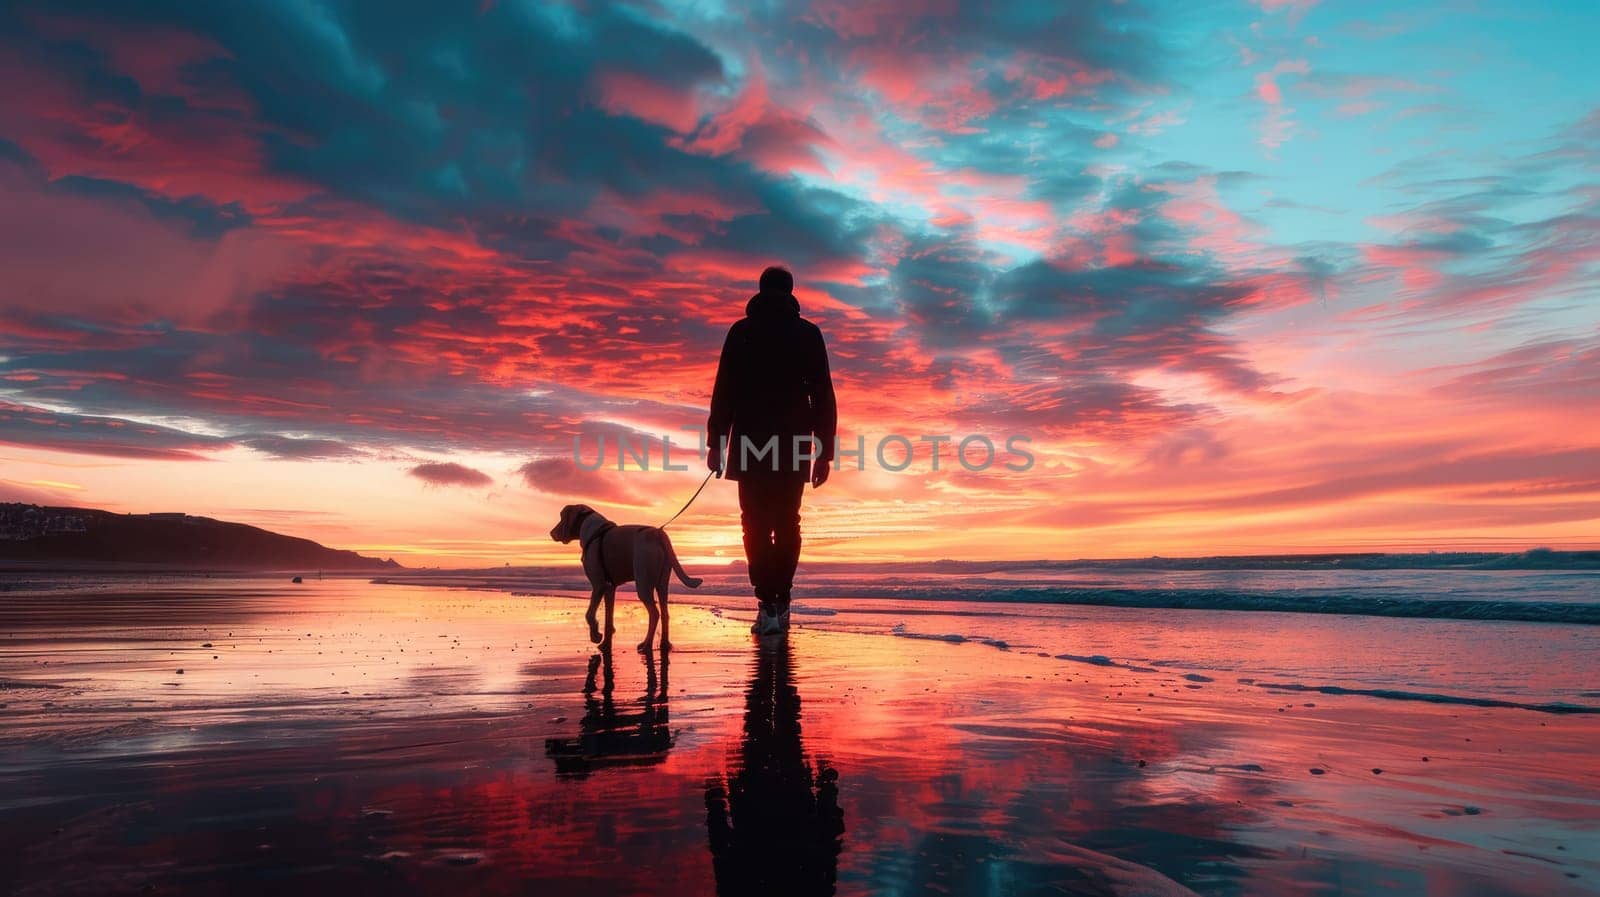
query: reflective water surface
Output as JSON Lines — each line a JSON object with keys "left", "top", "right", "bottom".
{"left": 0, "top": 578, "right": 1595, "bottom": 895}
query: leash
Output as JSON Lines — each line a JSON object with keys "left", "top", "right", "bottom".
{"left": 658, "top": 470, "right": 716, "bottom": 529}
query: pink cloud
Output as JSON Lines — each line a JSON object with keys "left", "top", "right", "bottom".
{"left": 0, "top": 164, "right": 304, "bottom": 325}
{"left": 848, "top": 46, "right": 998, "bottom": 133}
{"left": 0, "top": 32, "right": 312, "bottom": 212}
{"left": 409, "top": 462, "right": 494, "bottom": 489}
{"left": 593, "top": 71, "right": 703, "bottom": 133}
{"left": 1256, "top": 76, "right": 1283, "bottom": 106}
{"left": 806, "top": 0, "right": 960, "bottom": 41}
{"left": 1255, "top": 59, "right": 1309, "bottom": 106}
{"left": 0, "top": 401, "right": 221, "bottom": 460}
{"left": 1253, "top": 60, "right": 1310, "bottom": 152}
{"left": 1253, "top": 0, "right": 1320, "bottom": 26}
{"left": 674, "top": 63, "right": 834, "bottom": 175}
{"left": 518, "top": 456, "right": 648, "bottom": 508}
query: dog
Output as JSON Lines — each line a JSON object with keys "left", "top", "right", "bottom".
{"left": 550, "top": 503, "right": 703, "bottom": 651}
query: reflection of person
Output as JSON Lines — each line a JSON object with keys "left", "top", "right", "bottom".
{"left": 705, "top": 638, "right": 845, "bottom": 895}
{"left": 707, "top": 265, "right": 838, "bottom": 635}
{"left": 544, "top": 646, "right": 671, "bottom": 778}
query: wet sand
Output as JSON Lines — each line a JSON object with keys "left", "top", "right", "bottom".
{"left": 0, "top": 578, "right": 1595, "bottom": 896}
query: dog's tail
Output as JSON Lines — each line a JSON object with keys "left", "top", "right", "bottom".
{"left": 661, "top": 532, "right": 702, "bottom": 588}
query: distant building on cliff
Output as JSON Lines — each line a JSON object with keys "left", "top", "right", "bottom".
{"left": 0, "top": 504, "right": 87, "bottom": 540}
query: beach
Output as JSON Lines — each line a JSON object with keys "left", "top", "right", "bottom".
{"left": 1, "top": 576, "right": 1596, "bottom": 896}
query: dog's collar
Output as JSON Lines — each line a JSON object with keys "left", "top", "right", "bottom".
{"left": 579, "top": 519, "right": 613, "bottom": 553}
{"left": 574, "top": 509, "right": 608, "bottom": 548}
{"left": 578, "top": 514, "right": 617, "bottom": 587}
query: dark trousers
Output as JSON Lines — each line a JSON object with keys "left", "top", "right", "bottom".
{"left": 737, "top": 475, "right": 806, "bottom": 607}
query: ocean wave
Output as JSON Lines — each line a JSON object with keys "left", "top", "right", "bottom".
{"left": 890, "top": 625, "right": 1010, "bottom": 649}
{"left": 914, "top": 639, "right": 1600, "bottom": 714}
{"left": 385, "top": 574, "right": 1600, "bottom": 624}
{"left": 997, "top": 645, "right": 1599, "bottom": 715}
{"left": 1249, "top": 681, "right": 1600, "bottom": 715}
{"left": 826, "top": 586, "right": 1600, "bottom": 624}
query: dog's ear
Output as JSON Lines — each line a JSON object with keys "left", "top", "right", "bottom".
{"left": 557, "top": 504, "right": 595, "bottom": 536}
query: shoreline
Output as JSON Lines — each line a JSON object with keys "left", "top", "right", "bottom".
{"left": 1, "top": 578, "right": 1596, "bottom": 895}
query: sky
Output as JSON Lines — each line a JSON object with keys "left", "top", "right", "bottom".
{"left": 0, "top": 0, "right": 1596, "bottom": 567}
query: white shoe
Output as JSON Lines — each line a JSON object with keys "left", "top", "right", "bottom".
{"left": 753, "top": 606, "right": 784, "bottom": 636}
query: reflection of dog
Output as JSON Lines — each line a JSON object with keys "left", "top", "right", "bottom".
{"left": 550, "top": 503, "right": 702, "bottom": 650}
{"left": 545, "top": 646, "right": 672, "bottom": 779}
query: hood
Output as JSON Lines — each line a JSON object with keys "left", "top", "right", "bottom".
{"left": 745, "top": 290, "right": 800, "bottom": 319}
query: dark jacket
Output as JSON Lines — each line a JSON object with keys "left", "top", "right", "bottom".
{"left": 708, "top": 290, "right": 837, "bottom": 480}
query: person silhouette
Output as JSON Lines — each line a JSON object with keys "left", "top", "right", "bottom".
{"left": 544, "top": 645, "right": 672, "bottom": 778}
{"left": 704, "top": 638, "right": 845, "bottom": 895}
{"left": 707, "top": 265, "right": 838, "bottom": 635}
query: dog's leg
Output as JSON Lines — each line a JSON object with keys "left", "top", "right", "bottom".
{"left": 635, "top": 576, "right": 659, "bottom": 652}
{"left": 634, "top": 538, "right": 667, "bottom": 652}
{"left": 657, "top": 579, "right": 671, "bottom": 652}
{"left": 585, "top": 586, "right": 605, "bottom": 644}
{"left": 600, "top": 587, "right": 616, "bottom": 648}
